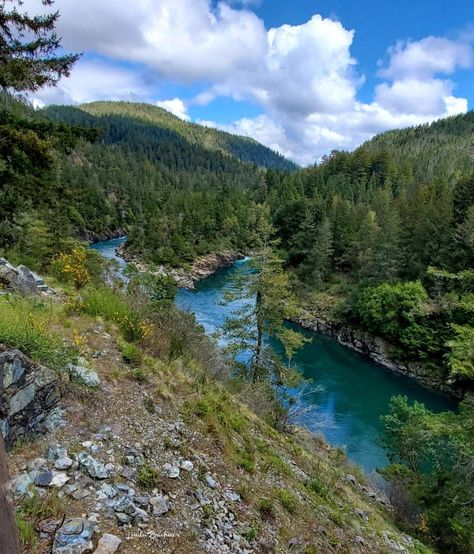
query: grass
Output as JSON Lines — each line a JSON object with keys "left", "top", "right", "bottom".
{"left": 118, "top": 338, "right": 142, "bottom": 365}
{"left": 137, "top": 462, "right": 161, "bottom": 490}
{"left": 277, "top": 489, "right": 298, "bottom": 513}
{"left": 16, "top": 491, "right": 65, "bottom": 552}
{"left": 257, "top": 497, "right": 274, "bottom": 519}
{"left": 76, "top": 285, "right": 147, "bottom": 342}
{"left": 0, "top": 295, "right": 72, "bottom": 369}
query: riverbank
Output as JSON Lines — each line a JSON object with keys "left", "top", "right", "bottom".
{"left": 295, "top": 310, "right": 463, "bottom": 399}
{"left": 117, "top": 242, "right": 245, "bottom": 288}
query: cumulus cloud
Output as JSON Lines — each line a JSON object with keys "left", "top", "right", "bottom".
{"left": 31, "top": 60, "right": 153, "bottom": 106}
{"left": 24, "top": 0, "right": 473, "bottom": 164}
{"left": 156, "top": 98, "right": 190, "bottom": 121}
{"left": 379, "top": 37, "right": 472, "bottom": 80}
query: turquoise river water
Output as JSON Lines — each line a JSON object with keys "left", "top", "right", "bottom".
{"left": 91, "top": 238, "right": 456, "bottom": 476}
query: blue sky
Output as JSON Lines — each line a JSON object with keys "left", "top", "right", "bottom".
{"left": 30, "top": 0, "right": 474, "bottom": 164}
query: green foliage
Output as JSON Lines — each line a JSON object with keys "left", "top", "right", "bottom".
{"left": 257, "top": 497, "right": 274, "bottom": 519}
{"left": 307, "top": 475, "right": 331, "bottom": 499}
{"left": 382, "top": 396, "right": 474, "bottom": 553}
{"left": 0, "top": 0, "right": 79, "bottom": 92}
{"left": 16, "top": 490, "right": 65, "bottom": 550}
{"left": 117, "top": 338, "right": 142, "bottom": 365}
{"left": 0, "top": 295, "right": 72, "bottom": 369}
{"left": 277, "top": 489, "right": 298, "bottom": 513}
{"left": 353, "top": 281, "right": 428, "bottom": 342}
{"left": 137, "top": 462, "right": 160, "bottom": 490}
{"left": 446, "top": 324, "right": 474, "bottom": 381}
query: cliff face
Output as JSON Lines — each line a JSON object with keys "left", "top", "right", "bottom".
{"left": 296, "top": 313, "right": 462, "bottom": 398}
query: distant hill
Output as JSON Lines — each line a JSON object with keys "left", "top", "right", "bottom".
{"left": 362, "top": 111, "right": 474, "bottom": 183}
{"left": 76, "top": 101, "right": 297, "bottom": 171}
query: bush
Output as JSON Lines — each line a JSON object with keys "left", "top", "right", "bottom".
{"left": 77, "top": 285, "right": 150, "bottom": 342}
{"left": 277, "top": 489, "right": 298, "bottom": 513}
{"left": 257, "top": 497, "right": 274, "bottom": 519}
{"left": 118, "top": 339, "right": 142, "bottom": 365}
{"left": 137, "top": 463, "right": 160, "bottom": 490}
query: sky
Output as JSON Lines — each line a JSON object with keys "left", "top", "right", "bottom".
{"left": 27, "top": 0, "right": 474, "bottom": 165}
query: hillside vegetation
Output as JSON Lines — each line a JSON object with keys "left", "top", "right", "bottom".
{"left": 80, "top": 101, "right": 297, "bottom": 171}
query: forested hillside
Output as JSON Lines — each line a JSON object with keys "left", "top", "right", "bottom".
{"left": 1, "top": 98, "right": 280, "bottom": 268}
{"left": 264, "top": 114, "right": 474, "bottom": 553}
{"left": 362, "top": 111, "right": 474, "bottom": 183}
{"left": 79, "top": 101, "right": 296, "bottom": 171}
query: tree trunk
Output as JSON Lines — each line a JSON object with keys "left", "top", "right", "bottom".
{"left": 0, "top": 432, "right": 21, "bottom": 554}
{"left": 254, "top": 290, "right": 263, "bottom": 382}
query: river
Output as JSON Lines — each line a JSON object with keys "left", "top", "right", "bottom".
{"left": 91, "top": 238, "right": 456, "bottom": 475}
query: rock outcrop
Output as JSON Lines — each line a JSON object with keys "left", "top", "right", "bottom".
{"left": 117, "top": 245, "right": 245, "bottom": 289}
{"left": 0, "top": 347, "right": 60, "bottom": 447}
{"left": 0, "top": 258, "right": 56, "bottom": 296}
{"left": 297, "top": 313, "right": 461, "bottom": 397}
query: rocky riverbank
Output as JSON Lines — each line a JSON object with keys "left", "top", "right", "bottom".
{"left": 117, "top": 244, "right": 245, "bottom": 289}
{"left": 296, "top": 312, "right": 463, "bottom": 398}
{"left": 81, "top": 229, "right": 127, "bottom": 243}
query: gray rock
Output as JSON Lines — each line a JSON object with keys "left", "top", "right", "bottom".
{"left": 55, "top": 457, "right": 74, "bottom": 470}
{"left": 50, "top": 471, "right": 71, "bottom": 488}
{"left": 35, "top": 470, "right": 53, "bottom": 487}
{"left": 72, "top": 489, "right": 91, "bottom": 501}
{"left": 133, "top": 505, "right": 149, "bottom": 523}
{"left": 94, "top": 533, "right": 122, "bottom": 554}
{"left": 12, "top": 472, "right": 37, "bottom": 497}
{"left": 224, "top": 490, "right": 240, "bottom": 502}
{"left": 150, "top": 494, "right": 170, "bottom": 516}
{"left": 120, "top": 466, "right": 135, "bottom": 479}
{"left": 77, "top": 452, "right": 110, "bottom": 479}
{"left": 97, "top": 484, "right": 117, "bottom": 500}
{"left": 205, "top": 474, "right": 218, "bottom": 489}
{"left": 113, "top": 495, "right": 133, "bottom": 513}
{"left": 163, "top": 462, "right": 180, "bottom": 479}
{"left": 67, "top": 363, "right": 101, "bottom": 388}
{"left": 44, "top": 407, "right": 66, "bottom": 432}
{"left": 115, "top": 512, "right": 132, "bottom": 525}
{"left": 52, "top": 517, "right": 94, "bottom": 553}
{"left": 194, "top": 489, "right": 211, "bottom": 506}
{"left": 9, "top": 383, "right": 36, "bottom": 416}
{"left": 181, "top": 460, "right": 194, "bottom": 472}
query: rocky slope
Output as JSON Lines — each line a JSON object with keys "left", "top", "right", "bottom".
{"left": 1, "top": 265, "right": 432, "bottom": 554}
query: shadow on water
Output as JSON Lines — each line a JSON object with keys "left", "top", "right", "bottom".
{"left": 92, "top": 239, "right": 457, "bottom": 475}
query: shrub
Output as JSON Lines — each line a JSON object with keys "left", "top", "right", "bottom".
{"left": 53, "top": 247, "right": 91, "bottom": 289}
{"left": 118, "top": 339, "right": 142, "bottom": 365}
{"left": 137, "top": 463, "right": 160, "bottom": 490}
{"left": 257, "top": 497, "right": 274, "bottom": 519}
{"left": 307, "top": 475, "right": 330, "bottom": 499}
{"left": 277, "top": 489, "right": 298, "bottom": 513}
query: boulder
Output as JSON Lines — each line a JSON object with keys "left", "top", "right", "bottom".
{"left": 0, "top": 258, "right": 55, "bottom": 295}
{"left": 0, "top": 347, "right": 59, "bottom": 448}
{"left": 94, "top": 534, "right": 122, "bottom": 554}
{"left": 52, "top": 518, "right": 94, "bottom": 554}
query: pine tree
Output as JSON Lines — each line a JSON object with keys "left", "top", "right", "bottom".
{"left": 0, "top": 0, "right": 79, "bottom": 92}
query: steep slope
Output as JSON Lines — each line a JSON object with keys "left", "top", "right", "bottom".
{"left": 3, "top": 267, "right": 431, "bottom": 554}
{"left": 80, "top": 101, "right": 297, "bottom": 171}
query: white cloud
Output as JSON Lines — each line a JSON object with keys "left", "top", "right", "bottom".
{"left": 23, "top": 0, "right": 473, "bottom": 164}
{"left": 156, "top": 98, "right": 190, "bottom": 121}
{"left": 31, "top": 60, "right": 153, "bottom": 106}
{"left": 379, "top": 37, "right": 472, "bottom": 80}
